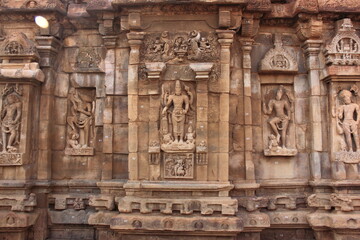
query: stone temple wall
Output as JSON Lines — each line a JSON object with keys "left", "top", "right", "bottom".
{"left": 0, "top": 0, "right": 359, "bottom": 239}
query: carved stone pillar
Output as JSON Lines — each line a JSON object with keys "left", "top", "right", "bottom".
{"left": 217, "top": 30, "right": 234, "bottom": 182}
{"left": 239, "top": 37, "right": 256, "bottom": 182}
{"left": 190, "top": 62, "right": 213, "bottom": 180}
{"left": 127, "top": 32, "right": 145, "bottom": 180}
{"left": 302, "top": 39, "right": 323, "bottom": 180}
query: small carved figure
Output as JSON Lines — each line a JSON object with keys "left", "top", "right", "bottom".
{"left": 67, "top": 132, "right": 81, "bottom": 149}
{"left": 263, "top": 85, "right": 291, "bottom": 148}
{"left": 1, "top": 94, "right": 21, "bottom": 153}
{"left": 151, "top": 37, "right": 164, "bottom": 54}
{"left": 174, "top": 159, "right": 186, "bottom": 176}
{"left": 337, "top": 89, "right": 360, "bottom": 152}
{"left": 185, "top": 125, "right": 195, "bottom": 144}
{"left": 199, "top": 37, "right": 211, "bottom": 52}
{"left": 160, "top": 31, "right": 171, "bottom": 57}
{"left": 162, "top": 80, "right": 190, "bottom": 143}
{"left": 268, "top": 134, "right": 281, "bottom": 150}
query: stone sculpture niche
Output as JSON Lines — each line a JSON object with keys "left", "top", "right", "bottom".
{"left": 0, "top": 84, "right": 23, "bottom": 165}
{"left": 160, "top": 80, "right": 196, "bottom": 179}
{"left": 65, "top": 88, "right": 95, "bottom": 156}
{"left": 262, "top": 85, "right": 297, "bottom": 156}
{"left": 332, "top": 85, "right": 360, "bottom": 177}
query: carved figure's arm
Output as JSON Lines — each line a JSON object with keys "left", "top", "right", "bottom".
{"left": 14, "top": 103, "right": 22, "bottom": 123}
{"left": 356, "top": 104, "right": 360, "bottom": 124}
{"left": 162, "top": 96, "right": 173, "bottom": 114}
{"left": 284, "top": 101, "right": 290, "bottom": 120}
{"left": 338, "top": 106, "right": 344, "bottom": 120}
{"left": 263, "top": 100, "right": 273, "bottom": 115}
{"left": 184, "top": 96, "right": 189, "bottom": 114}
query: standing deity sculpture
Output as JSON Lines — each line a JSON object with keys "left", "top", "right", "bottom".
{"left": 1, "top": 93, "right": 22, "bottom": 153}
{"left": 161, "top": 80, "right": 195, "bottom": 152}
{"left": 263, "top": 85, "right": 297, "bottom": 156}
{"left": 336, "top": 88, "right": 360, "bottom": 152}
{"left": 66, "top": 88, "right": 95, "bottom": 155}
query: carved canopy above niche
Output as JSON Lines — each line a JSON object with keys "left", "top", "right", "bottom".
{"left": 259, "top": 33, "right": 298, "bottom": 73}
{"left": 325, "top": 18, "right": 360, "bottom": 66}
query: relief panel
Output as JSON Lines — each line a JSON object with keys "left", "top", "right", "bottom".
{"left": 262, "top": 85, "right": 297, "bottom": 156}
{"left": 65, "top": 87, "right": 95, "bottom": 156}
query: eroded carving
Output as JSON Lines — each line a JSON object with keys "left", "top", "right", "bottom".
{"left": 260, "top": 34, "right": 298, "bottom": 73}
{"left": 75, "top": 48, "right": 102, "bottom": 71}
{"left": 160, "top": 80, "right": 195, "bottom": 152}
{"left": 66, "top": 88, "right": 95, "bottom": 156}
{"left": 0, "top": 84, "right": 23, "bottom": 165}
{"left": 263, "top": 85, "right": 297, "bottom": 156}
{"left": 142, "top": 31, "right": 219, "bottom": 63}
{"left": 164, "top": 153, "right": 194, "bottom": 179}
{"left": 325, "top": 18, "right": 360, "bottom": 65}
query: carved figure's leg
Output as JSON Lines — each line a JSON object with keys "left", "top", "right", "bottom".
{"left": 351, "top": 126, "right": 360, "bottom": 152}
{"left": 7, "top": 129, "right": 16, "bottom": 149}
{"left": 269, "top": 118, "right": 280, "bottom": 142}
{"left": 281, "top": 120, "right": 289, "bottom": 148}
{"left": 343, "top": 127, "right": 353, "bottom": 152}
{"left": 1, "top": 129, "right": 6, "bottom": 152}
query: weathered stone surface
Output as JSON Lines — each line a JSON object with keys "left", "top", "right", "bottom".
{"left": 0, "top": 1, "right": 360, "bottom": 240}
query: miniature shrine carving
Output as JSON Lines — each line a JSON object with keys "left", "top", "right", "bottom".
{"left": 0, "top": 84, "right": 23, "bottom": 165}
{"left": 65, "top": 88, "right": 95, "bottom": 156}
{"left": 160, "top": 80, "right": 195, "bottom": 152}
{"left": 325, "top": 18, "right": 360, "bottom": 65}
{"left": 260, "top": 33, "right": 298, "bottom": 73}
{"left": 263, "top": 85, "right": 297, "bottom": 156}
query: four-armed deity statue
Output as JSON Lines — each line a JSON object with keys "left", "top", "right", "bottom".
{"left": 161, "top": 80, "right": 195, "bottom": 152}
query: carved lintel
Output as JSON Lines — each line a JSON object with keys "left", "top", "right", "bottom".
{"left": 102, "top": 36, "right": 118, "bottom": 49}
{"left": 0, "top": 153, "right": 22, "bottom": 166}
{"left": 189, "top": 63, "right": 214, "bottom": 80}
{"left": 109, "top": 214, "right": 243, "bottom": 233}
{"left": 0, "top": 63, "right": 45, "bottom": 82}
{"left": 145, "top": 64, "right": 165, "bottom": 78}
{"left": 335, "top": 151, "right": 360, "bottom": 164}
{"left": 264, "top": 148, "right": 297, "bottom": 156}
{"left": 0, "top": 193, "right": 36, "bottom": 212}
{"left": 65, "top": 147, "right": 94, "bottom": 156}
{"left": 35, "top": 36, "right": 62, "bottom": 68}
{"left": 89, "top": 195, "right": 115, "bottom": 211}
